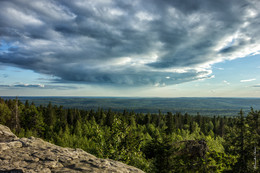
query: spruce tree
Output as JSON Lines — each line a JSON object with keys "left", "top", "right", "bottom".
{"left": 166, "top": 112, "right": 174, "bottom": 135}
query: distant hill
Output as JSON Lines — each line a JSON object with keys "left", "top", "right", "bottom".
{"left": 2, "top": 97, "right": 260, "bottom": 116}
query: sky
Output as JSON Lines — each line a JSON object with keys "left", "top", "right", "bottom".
{"left": 0, "top": 0, "right": 260, "bottom": 97}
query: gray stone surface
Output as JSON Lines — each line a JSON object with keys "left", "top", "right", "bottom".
{"left": 0, "top": 124, "right": 144, "bottom": 173}
{"left": 0, "top": 124, "right": 18, "bottom": 142}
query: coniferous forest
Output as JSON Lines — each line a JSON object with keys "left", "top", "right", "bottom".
{"left": 0, "top": 98, "right": 259, "bottom": 172}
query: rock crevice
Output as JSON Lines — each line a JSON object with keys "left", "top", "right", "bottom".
{"left": 0, "top": 124, "right": 144, "bottom": 173}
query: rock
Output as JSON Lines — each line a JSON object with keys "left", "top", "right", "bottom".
{"left": 0, "top": 124, "right": 144, "bottom": 173}
{"left": 0, "top": 125, "right": 17, "bottom": 142}
{"left": 184, "top": 139, "right": 208, "bottom": 158}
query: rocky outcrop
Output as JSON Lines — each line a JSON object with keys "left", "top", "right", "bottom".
{"left": 0, "top": 125, "right": 144, "bottom": 173}
{"left": 184, "top": 140, "right": 208, "bottom": 158}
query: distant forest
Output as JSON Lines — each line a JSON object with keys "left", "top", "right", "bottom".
{"left": 0, "top": 97, "right": 259, "bottom": 172}
{"left": 3, "top": 97, "right": 260, "bottom": 116}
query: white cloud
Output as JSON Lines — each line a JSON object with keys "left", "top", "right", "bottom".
{"left": 0, "top": 83, "right": 45, "bottom": 88}
{"left": 4, "top": 7, "right": 43, "bottom": 26}
{"left": 223, "top": 80, "right": 230, "bottom": 85}
{"left": 240, "top": 78, "right": 256, "bottom": 83}
{"left": 136, "top": 12, "right": 155, "bottom": 21}
{"left": 217, "top": 67, "right": 224, "bottom": 70}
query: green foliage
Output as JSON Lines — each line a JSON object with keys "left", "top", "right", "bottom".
{"left": 0, "top": 102, "right": 11, "bottom": 125}
{"left": 0, "top": 97, "right": 259, "bottom": 172}
{"left": 206, "top": 151, "right": 237, "bottom": 172}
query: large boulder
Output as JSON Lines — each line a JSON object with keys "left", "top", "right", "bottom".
{"left": 0, "top": 124, "right": 18, "bottom": 142}
{"left": 0, "top": 124, "right": 144, "bottom": 173}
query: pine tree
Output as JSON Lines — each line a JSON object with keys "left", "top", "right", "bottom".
{"left": 105, "top": 109, "right": 114, "bottom": 127}
{"left": 166, "top": 112, "right": 174, "bottom": 135}
{"left": 45, "top": 102, "right": 56, "bottom": 127}
{"left": 156, "top": 110, "right": 162, "bottom": 127}
{"left": 247, "top": 108, "right": 260, "bottom": 171}
{"left": 219, "top": 117, "right": 225, "bottom": 137}
{"left": 67, "top": 109, "right": 74, "bottom": 126}
{"left": 234, "top": 110, "right": 247, "bottom": 172}
{"left": 0, "top": 101, "right": 11, "bottom": 125}
{"left": 144, "top": 113, "right": 151, "bottom": 126}
{"left": 13, "top": 97, "right": 20, "bottom": 131}
{"left": 213, "top": 115, "right": 217, "bottom": 139}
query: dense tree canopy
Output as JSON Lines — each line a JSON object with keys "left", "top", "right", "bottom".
{"left": 0, "top": 97, "right": 259, "bottom": 172}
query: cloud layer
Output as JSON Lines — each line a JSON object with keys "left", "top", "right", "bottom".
{"left": 0, "top": 84, "right": 44, "bottom": 88}
{"left": 0, "top": 0, "right": 259, "bottom": 86}
{"left": 0, "top": 83, "right": 77, "bottom": 90}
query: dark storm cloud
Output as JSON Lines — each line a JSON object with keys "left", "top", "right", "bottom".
{"left": 0, "top": 0, "right": 259, "bottom": 86}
